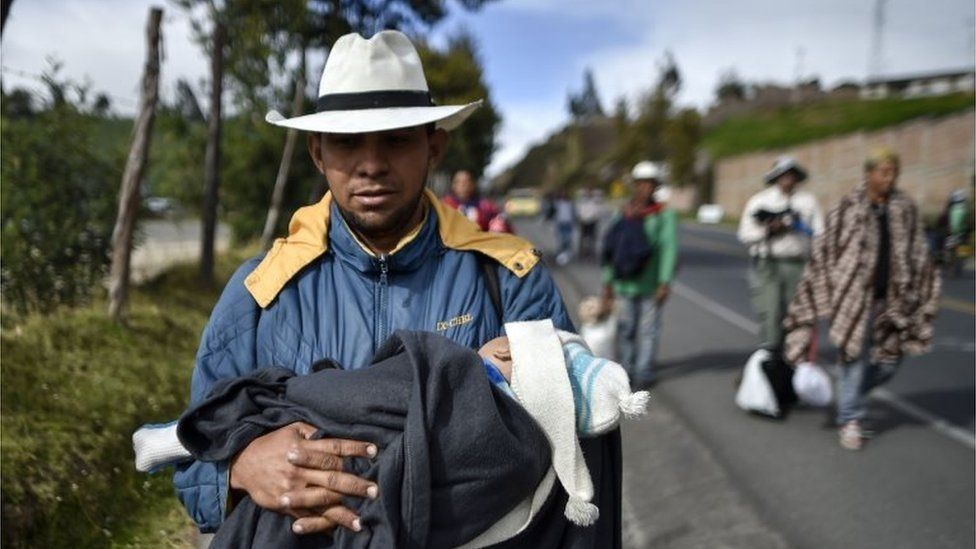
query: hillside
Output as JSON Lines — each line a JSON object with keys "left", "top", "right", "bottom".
{"left": 495, "top": 93, "right": 975, "bottom": 192}
{"left": 702, "top": 92, "right": 975, "bottom": 159}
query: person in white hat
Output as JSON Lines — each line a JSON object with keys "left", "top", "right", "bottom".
{"left": 600, "top": 161, "right": 678, "bottom": 388}
{"left": 737, "top": 156, "right": 823, "bottom": 359}
{"left": 162, "top": 30, "right": 622, "bottom": 541}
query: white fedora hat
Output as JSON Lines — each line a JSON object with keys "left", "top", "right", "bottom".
{"left": 266, "top": 30, "right": 481, "bottom": 134}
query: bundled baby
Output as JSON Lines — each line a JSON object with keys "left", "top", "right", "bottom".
{"left": 133, "top": 321, "right": 648, "bottom": 533}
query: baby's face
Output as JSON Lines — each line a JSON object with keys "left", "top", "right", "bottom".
{"left": 478, "top": 336, "right": 512, "bottom": 381}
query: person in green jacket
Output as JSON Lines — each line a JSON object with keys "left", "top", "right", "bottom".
{"left": 601, "top": 161, "right": 679, "bottom": 388}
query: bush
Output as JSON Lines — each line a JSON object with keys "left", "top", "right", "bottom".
{"left": 0, "top": 249, "right": 250, "bottom": 548}
{"left": 1, "top": 107, "right": 121, "bottom": 313}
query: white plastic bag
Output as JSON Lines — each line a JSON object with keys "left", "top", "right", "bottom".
{"left": 734, "top": 349, "right": 779, "bottom": 417}
{"left": 579, "top": 317, "right": 616, "bottom": 360}
{"left": 792, "top": 361, "right": 833, "bottom": 407}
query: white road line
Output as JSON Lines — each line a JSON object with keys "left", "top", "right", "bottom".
{"left": 672, "top": 282, "right": 760, "bottom": 334}
{"left": 671, "top": 281, "right": 976, "bottom": 451}
{"left": 872, "top": 389, "right": 976, "bottom": 450}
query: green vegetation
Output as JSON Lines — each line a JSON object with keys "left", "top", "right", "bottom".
{"left": 496, "top": 54, "right": 701, "bottom": 194}
{"left": 703, "top": 93, "right": 975, "bottom": 159}
{"left": 1, "top": 249, "right": 251, "bottom": 548}
{"left": 1, "top": 105, "right": 121, "bottom": 314}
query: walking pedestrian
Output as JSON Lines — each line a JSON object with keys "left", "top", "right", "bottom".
{"left": 934, "top": 189, "right": 971, "bottom": 276}
{"left": 552, "top": 189, "right": 577, "bottom": 264}
{"left": 576, "top": 187, "right": 604, "bottom": 259}
{"left": 600, "top": 161, "right": 678, "bottom": 388}
{"left": 441, "top": 169, "right": 505, "bottom": 232}
{"left": 737, "top": 156, "right": 824, "bottom": 355}
{"left": 783, "top": 147, "right": 941, "bottom": 450}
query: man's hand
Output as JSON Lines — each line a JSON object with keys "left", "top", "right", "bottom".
{"left": 655, "top": 284, "right": 670, "bottom": 304}
{"left": 229, "top": 422, "right": 378, "bottom": 535}
{"left": 767, "top": 218, "right": 786, "bottom": 235}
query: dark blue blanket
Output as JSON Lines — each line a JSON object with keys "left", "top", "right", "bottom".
{"left": 179, "top": 331, "right": 555, "bottom": 548}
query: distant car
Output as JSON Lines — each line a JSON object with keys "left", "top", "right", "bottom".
{"left": 504, "top": 189, "right": 542, "bottom": 217}
{"left": 696, "top": 204, "right": 725, "bottom": 224}
{"left": 145, "top": 197, "right": 180, "bottom": 217}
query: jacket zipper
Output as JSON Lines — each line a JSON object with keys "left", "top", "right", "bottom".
{"left": 375, "top": 254, "right": 390, "bottom": 351}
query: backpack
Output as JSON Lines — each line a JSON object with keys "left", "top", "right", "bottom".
{"left": 602, "top": 214, "right": 653, "bottom": 280}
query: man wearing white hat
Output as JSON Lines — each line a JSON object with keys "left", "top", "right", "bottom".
{"left": 600, "top": 161, "right": 678, "bottom": 388}
{"left": 738, "top": 156, "right": 824, "bottom": 354}
{"left": 166, "top": 30, "right": 621, "bottom": 542}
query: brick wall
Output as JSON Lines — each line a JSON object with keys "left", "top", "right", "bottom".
{"left": 713, "top": 110, "right": 975, "bottom": 219}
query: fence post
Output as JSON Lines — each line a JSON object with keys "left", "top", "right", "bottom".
{"left": 108, "top": 6, "right": 163, "bottom": 321}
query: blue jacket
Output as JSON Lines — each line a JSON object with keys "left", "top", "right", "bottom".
{"left": 174, "top": 191, "right": 574, "bottom": 531}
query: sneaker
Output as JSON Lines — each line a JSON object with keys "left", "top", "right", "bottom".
{"left": 839, "top": 421, "right": 863, "bottom": 451}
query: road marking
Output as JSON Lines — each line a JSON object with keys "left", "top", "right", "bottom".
{"left": 872, "top": 389, "right": 976, "bottom": 450}
{"left": 672, "top": 282, "right": 760, "bottom": 333}
{"left": 680, "top": 233, "right": 747, "bottom": 257}
{"left": 941, "top": 297, "right": 975, "bottom": 315}
{"left": 671, "top": 281, "right": 976, "bottom": 451}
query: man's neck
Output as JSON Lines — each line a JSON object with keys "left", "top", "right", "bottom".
{"left": 866, "top": 188, "right": 890, "bottom": 205}
{"left": 353, "top": 199, "right": 428, "bottom": 256}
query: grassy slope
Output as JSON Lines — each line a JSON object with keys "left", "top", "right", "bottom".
{"left": 702, "top": 93, "right": 975, "bottom": 159}
{"left": 1, "top": 249, "right": 250, "bottom": 548}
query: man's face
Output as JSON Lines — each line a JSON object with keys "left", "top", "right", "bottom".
{"left": 775, "top": 172, "right": 798, "bottom": 195}
{"left": 308, "top": 126, "right": 448, "bottom": 241}
{"left": 866, "top": 159, "right": 898, "bottom": 201}
{"left": 452, "top": 171, "right": 477, "bottom": 202}
{"left": 633, "top": 179, "right": 657, "bottom": 204}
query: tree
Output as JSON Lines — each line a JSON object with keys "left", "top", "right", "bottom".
{"left": 715, "top": 68, "right": 746, "bottom": 102}
{"left": 611, "top": 50, "right": 701, "bottom": 187}
{"left": 568, "top": 69, "right": 604, "bottom": 121}
{"left": 173, "top": 78, "right": 205, "bottom": 122}
{"left": 1, "top": 76, "right": 119, "bottom": 314}
{"left": 200, "top": 19, "right": 225, "bottom": 284}
{"left": 417, "top": 32, "right": 501, "bottom": 180}
{"left": 568, "top": 68, "right": 605, "bottom": 121}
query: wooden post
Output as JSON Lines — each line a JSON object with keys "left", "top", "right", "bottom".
{"left": 200, "top": 20, "right": 225, "bottom": 284}
{"left": 260, "top": 48, "right": 306, "bottom": 251}
{"left": 107, "top": 6, "right": 162, "bottom": 321}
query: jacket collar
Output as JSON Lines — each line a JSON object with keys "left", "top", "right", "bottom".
{"left": 245, "top": 188, "right": 540, "bottom": 308}
{"left": 329, "top": 200, "right": 437, "bottom": 274}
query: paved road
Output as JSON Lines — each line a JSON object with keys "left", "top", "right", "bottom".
{"left": 515, "top": 216, "right": 975, "bottom": 549}
{"left": 132, "top": 219, "right": 230, "bottom": 282}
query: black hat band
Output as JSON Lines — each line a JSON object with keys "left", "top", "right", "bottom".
{"left": 316, "top": 90, "right": 434, "bottom": 112}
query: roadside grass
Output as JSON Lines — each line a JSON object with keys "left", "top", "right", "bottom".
{"left": 703, "top": 93, "right": 975, "bottom": 159}
{"left": 1, "top": 247, "right": 253, "bottom": 548}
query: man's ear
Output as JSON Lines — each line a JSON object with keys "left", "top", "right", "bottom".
{"left": 307, "top": 133, "right": 326, "bottom": 175}
{"left": 427, "top": 128, "right": 450, "bottom": 170}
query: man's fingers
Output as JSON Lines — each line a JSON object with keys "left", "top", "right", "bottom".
{"left": 287, "top": 447, "right": 344, "bottom": 471}
{"left": 292, "top": 422, "right": 318, "bottom": 440}
{"left": 292, "top": 507, "right": 362, "bottom": 535}
{"left": 280, "top": 487, "right": 345, "bottom": 511}
{"left": 301, "top": 437, "right": 378, "bottom": 458}
{"left": 299, "top": 468, "right": 378, "bottom": 500}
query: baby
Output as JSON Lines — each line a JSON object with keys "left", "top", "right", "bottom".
{"left": 478, "top": 333, "right": 646, "bottom": 437}
{"left": 134, "top": 327, "right": 647, "bottom": 471}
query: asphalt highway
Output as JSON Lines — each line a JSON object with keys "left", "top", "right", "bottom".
{"left": 516, "top": 216, "right": 976, "bottom": 549}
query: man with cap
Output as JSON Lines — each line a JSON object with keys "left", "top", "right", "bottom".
{"left": 600, "top": 161, "right": 678, "bottom": 388}
{"left": 738, "top": 156, "right": 824, "bottom": 355}
{"left": 168, "top": 30, "right": 621, "bottom": 543}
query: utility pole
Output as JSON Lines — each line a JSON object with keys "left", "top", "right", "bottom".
{"left": 868, "top": 0, "right": 887, "bottom": 80}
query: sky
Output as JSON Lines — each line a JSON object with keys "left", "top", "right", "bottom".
{"left": 2, "top": 0, "right": 974, "bottom": 177}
